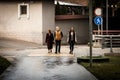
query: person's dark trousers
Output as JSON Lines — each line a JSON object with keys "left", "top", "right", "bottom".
{"left": 69, "top": 41, "right": 74, "bottom": 53}
{"left": 55, "top": 40, "right": 61, "bottom": 53}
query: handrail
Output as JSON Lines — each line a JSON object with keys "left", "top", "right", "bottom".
{"left": 94, "top": 35, "right": 120, "bottom": 53}
{"left": 93, "top": 30, "right": 120, "bottom": 35}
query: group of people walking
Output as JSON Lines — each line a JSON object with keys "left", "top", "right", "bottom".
{"left": 45, "top": 26, "right": 77, "bottom": 54}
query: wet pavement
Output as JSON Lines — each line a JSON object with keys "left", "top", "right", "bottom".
{"left": 0, "top": 56, "right": 97, "bottom": 80}
{"left": 1, "top": 38, "right": 119, "bottom": 80}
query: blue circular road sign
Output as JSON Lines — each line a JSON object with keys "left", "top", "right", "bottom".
{"left": 94, "top": 16, "right": 103, "bottom": 25}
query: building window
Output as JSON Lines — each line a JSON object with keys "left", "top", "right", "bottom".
{"left": 20, "top": 5, "right": 27, "bottom": 15}
{"left": 18, "top": 3, "right": 29, "bottom": 19}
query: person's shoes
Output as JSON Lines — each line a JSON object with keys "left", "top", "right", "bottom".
{"left": 55, "top": 52, "right": 57, "bottom": 54}
{"left": 48, "top": 50, "right": 50, "bottom": 53}
{"left": 50, "top": 50, "right": 52, "bottom": 53}
{"left": 69, "top": 51, "right": 71, "bottom": 54}
{"left": 69, "top": 51, "right": 73, "bottom": 54}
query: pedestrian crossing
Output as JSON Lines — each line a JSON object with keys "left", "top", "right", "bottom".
{"left": 28, "top": 53, "right": 75, "bottom": 57}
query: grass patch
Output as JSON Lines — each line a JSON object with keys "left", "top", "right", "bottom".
{"left": 0, "top": 56, "right": 11, "bottom": 75}
{"left": 80, "top": 56, "right": 120, "bottom": 80}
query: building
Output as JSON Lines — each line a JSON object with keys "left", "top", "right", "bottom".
{"left": 0, "top": 0, "right": 55, "bottom": 44}
{"left": 0, "top": 0, "right": 89, "bottom": 45}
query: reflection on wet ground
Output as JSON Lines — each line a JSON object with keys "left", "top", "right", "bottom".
{"left": 0, "top": 56, "right": 97, "bottom": 80}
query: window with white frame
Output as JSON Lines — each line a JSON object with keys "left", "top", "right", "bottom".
{"left": 18, "top": 3, "right": 29, "bottom": 19}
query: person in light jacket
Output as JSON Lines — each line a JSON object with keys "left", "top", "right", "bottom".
{"left": 54, "top": 26, "right": 63, "bottom": 53}
{"left": 67, "top": 27, "right": 77, "bottom": 54}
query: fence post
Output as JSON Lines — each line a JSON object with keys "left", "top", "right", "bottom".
{"left": 110, "top": 36, "right": 113, "bottom": 53}
{"left": 102, "top": 37, "right": 105, "bottom": 49}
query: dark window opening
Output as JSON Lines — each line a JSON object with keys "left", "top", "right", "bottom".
{"left": 20, "top": 5, "right": 27, "bottom": 15}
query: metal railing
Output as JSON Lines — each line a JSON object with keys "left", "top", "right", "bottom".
{"left": 94, "top": 35, "right": 120, "bottom": 53}
{"left": 93, "top": 30, "right": 120, "bottom": 35}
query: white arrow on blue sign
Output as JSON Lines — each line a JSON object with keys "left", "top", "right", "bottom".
{"left": 94, "top": 16, "right": 103, "bottom": 25}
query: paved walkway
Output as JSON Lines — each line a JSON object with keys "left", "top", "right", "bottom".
{"left": 0, "top": 39, "right": 98, "bottom": 80}
{"left": 0, "top": 46, "right": 98, "bottom": 80}
{"left": 0, "top": 56, "right": 98, "bottom": 80}
{"left": 0, "top": 39, "right": 120, "bottom": 80}
{"left": 0, "top": 38, "right": 119, "bottom": 80}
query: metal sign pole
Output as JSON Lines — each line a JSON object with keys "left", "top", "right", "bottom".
{"left": 101, "top": 9, "right": 103, "bottom": 35}
{"left": 106, "top": 0, "right": 108, "bottom": 35}
{"left": 97, "top": 25, "right": 100, "bottom": 47}
{"left": 101, "top": 21, "right": 103, "bottom": 35}
{"left": 89, "top": 0, "right": 93, "bottom": 68}
{"left": 98, "top": 25, "right": 100, "bottom": 35}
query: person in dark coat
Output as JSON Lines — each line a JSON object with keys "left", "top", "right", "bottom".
{"left": 45, "top": 29, "right": 54, "bottom": 53}
{"left": 67, "top": 27, "right": 77, "bottom": 54}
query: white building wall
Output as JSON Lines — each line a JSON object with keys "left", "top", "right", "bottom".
{"left": 0, "top": 2, "right": 43, "bottom": 44}
{"left": 42, "top": 0, "right": 55, "bottom": 44}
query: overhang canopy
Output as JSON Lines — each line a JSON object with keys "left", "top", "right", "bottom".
{"left": 55, "top": 0, "right": 83, "bottom": 6}
{"left": 0, "top": 0, "right": 120, "bottom": 7}
{"left": 59, "top": 0, "right": 88, "bottom": 6}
